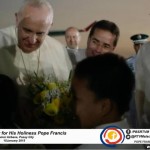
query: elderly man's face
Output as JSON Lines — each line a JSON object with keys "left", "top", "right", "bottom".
{"left": 65, "top": 28, "right": 81, "bottom": 49}
{"left": 16, "top": 5, "right": 52, "bottom": 53}
{"left": 86, "top": 28, "right": 116, "bottom": 57}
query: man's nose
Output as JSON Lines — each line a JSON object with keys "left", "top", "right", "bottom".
{"left": 95, "top": 44, "right": 103, "bottom": 53}
{"left": 29, "top": 34, "right": 37, "bottom": 44}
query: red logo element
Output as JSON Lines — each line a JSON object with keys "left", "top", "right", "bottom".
{"left": 100, "top": 126, "right": 125, "bottom": 148}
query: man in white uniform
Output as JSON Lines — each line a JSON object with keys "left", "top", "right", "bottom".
{"left": 126, "top": 33, "right": 149, "bottom": 128}
{"left": 0, "top": 0, "right": 72, "bottom": 85}
{"left": 127, "top": 33, "right": 149, "bottom": 73}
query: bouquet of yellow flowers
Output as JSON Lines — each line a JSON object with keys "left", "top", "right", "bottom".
{"left": 28, "top": 73, "right": 77, "bottom": 128}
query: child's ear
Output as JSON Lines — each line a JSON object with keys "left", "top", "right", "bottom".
{"left": 97, "top": 98, "right": 112, "bottom": 116}
{"left": 102, "top": 98, "right": 112, "bottom": 114}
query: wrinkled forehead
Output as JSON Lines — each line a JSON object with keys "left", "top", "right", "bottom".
{"left": 18, "top": 5, "right": 53, "bottom": 24}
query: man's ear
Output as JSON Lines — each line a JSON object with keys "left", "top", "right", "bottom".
{"left": 78, "top": 34, "right": 81, "bottom": 42}
{"left": 47, "top": 22, "right": 53, "bottom": 33}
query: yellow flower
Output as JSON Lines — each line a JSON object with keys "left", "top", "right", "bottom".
{"left": 52, "top": 98, "right": 60, "bottom": 107}
{"left": 43, "top": 102, "right": 59, "bottom": 116}
{"left": 40, "top": 90, "right": 50, "bottom": 101}
{"left": 47, "top": 83, "right": 57, "bottom": 90}
{"left": 29, "top": 74, "right": 74, "bottom": 127}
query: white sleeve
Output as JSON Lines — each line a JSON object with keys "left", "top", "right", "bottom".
{"left": 42, "top": 36, "right": 72, "bottom": 81}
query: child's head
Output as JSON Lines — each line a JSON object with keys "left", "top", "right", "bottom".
{"left": 72, "top": 53, "right": 134, "bottom": 128}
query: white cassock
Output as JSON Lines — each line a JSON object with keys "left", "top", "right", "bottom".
{"left": 0, "top": 26, "right": 72, "bottom": 84}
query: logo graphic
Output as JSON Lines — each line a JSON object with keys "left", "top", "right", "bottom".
{"left": 100, "top": 126, "right": 125, "bottom": 148}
